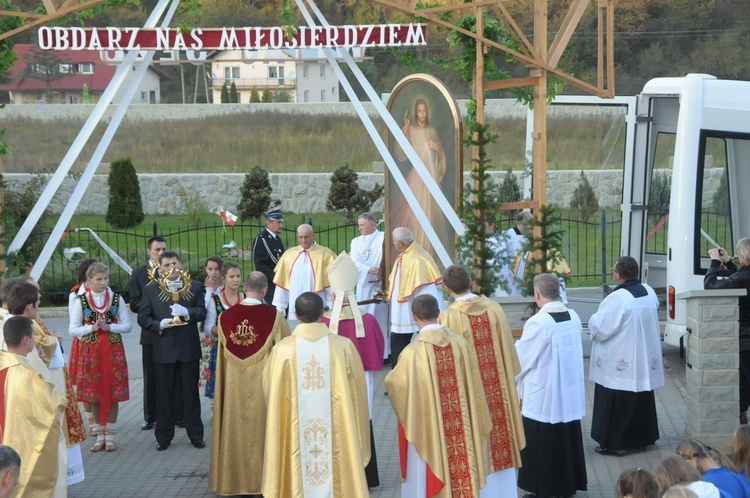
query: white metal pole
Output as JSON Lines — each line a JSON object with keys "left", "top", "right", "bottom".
{"left": 29, "top": 0, "right": 180, "bottom": 279}
{"left": 294, "top": 0, "right": 455, "bottom": 267}
{"left": 8, "top": 0, "right": 173, "bottom": 255}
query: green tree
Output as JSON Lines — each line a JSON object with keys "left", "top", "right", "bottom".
{"left": 237, "top": 165, "right": 279, "bottom": 223}
{"left": 176, "top": 187, "right": 207, "bottom": 229}
{"left": 220, "top": 83, "right": 229, "bottom": 103}
{"left": 274, "top": 90, "right": 291, "bottom": 102}
{"left": 105, "top": 158, "right": 144, "bottom": 229}
{"left": 457, "top": 117, "right": 508, "bottom": 296}
{"left": 261, "top": 89, "right": 273, "bottom": 103}
{"left": 250, "top": 88, "right": 261, "bottom": 103}
{"left": 22, "top": 46, "right": 66, "bottom": 103}
{"left": 569, "top": 170, "right": 599, "bottom": 221}
{"left": 648, "top": 173, "right": 671, "bottom": 215}
{"left": 229, "top": 81, "right": 238, "bottom": 103}
{"left": 712, "top": 168, "right": 730, "bottom": 216}
{"left": 497, "top": 166, "right": 521, "bottom": 204}
{"left": 1, "top": 173, "right": 53, "bottom": 269}
{"left": 326, "top": 164, "right": 384, "bottom": 222}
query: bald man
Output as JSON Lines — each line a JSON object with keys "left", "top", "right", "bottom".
{"left": 272, "top": 224, "right": 337, "bottom": 320}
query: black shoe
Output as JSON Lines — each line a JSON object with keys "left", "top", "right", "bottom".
{"left": 191, "top": 440, "right": 206, "bottom": 449}
{"left": 141, "top": 421, "right": 155, "bottom": 430}
{"left": 156, "top": 443, "right": 170, "bottom": 451}
{"left": 175, "top": 419, "right": 186, "bottom": 428}
{"left": 595, "top": 446, "right": 625, "bottom": 456}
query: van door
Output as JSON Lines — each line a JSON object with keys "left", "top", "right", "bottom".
{"left": 622, "top": 96, "right": 679, "bottom": 292}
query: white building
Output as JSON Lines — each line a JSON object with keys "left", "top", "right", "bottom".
{"left": 209, "top": 48, "right": 366, "bottom": 103}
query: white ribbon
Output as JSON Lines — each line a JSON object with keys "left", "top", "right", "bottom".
{"left": 70, "top": 228, "right": 133, "bottom": 275}
{"left": 27, "top": 0, "right": 180, "bottom": 281}
{"left": 8, "top": 0, "right": 176, "bottom": 256}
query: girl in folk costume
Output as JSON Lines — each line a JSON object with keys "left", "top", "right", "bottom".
{"left": 203, "top": 261, "right": 243, "bottom": 400}
{"left": 203, "top": 256, "right": 223, "bottom": 306}
{"left": 68, "top": 258, "right": 98, "bottom": 435}
{"left": 69, "top": 262, "right": 131, "bottom": 452}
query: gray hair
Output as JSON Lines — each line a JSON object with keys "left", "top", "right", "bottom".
{"left": 358, "top": 212, "right": 377, "bottom": 224}
{"left": 516, "top": 210, "right": 533, "bottom": 222}
{"left": 392, "top": 227, "right": 414, "bottom": 244}
{"left": 533, "top": 273, "right": 560, "bottom": 300}
{"left": 297, "top": 224, "right": 314, "bottom": 234}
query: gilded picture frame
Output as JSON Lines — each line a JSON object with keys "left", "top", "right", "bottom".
{"left": 383, "top": 74, "right": 463, "bottom": 281}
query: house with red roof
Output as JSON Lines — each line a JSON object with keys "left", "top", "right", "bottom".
{"left": 0, "top": 44, "right": 172, "bottom": 104}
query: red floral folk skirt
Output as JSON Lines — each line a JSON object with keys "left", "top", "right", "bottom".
{"left": 73, "top": 331, "right": 129, "bottom": 404}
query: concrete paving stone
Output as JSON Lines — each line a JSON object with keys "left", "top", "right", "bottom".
{"left": 39, "top": 312, "right": 703, "bottom": 498}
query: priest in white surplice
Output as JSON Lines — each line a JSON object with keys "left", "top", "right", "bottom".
{"left": 351, "top": 212, "right": 384, "bottom": 314}
{"left": 501, "top": 210, "right": 532, "bottom": 296}
{"left": 272, "top": 224, "right": 336, "bottom": 321}
{"left": 350, "top": 212, "right": 388, "bottom": 360}
{"left": 387, "top": 227, "right": 444, "bottom": 369}
{"left": 589, "top": 256, "right": 664, "bottom": 456}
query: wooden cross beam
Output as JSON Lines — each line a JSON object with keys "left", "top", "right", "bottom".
{"left": 369, "top": 0, "right": 614, "bottom": 98}
{"left": 0, "top": 0, "right": 106, "bottom": 42}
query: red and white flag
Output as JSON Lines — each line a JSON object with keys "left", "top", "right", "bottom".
{"left": 216, "top": 207, "right": 238, "bottom": 227}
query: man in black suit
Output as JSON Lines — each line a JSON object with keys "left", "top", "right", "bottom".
{"left": 129, "top": 236, "right": 167, "bottom": 431}
{"left": 137, "top": 251, "right": 207, "bottom": 451}
{"left": 252, "top": 209, "right": 286, "bottom": 305}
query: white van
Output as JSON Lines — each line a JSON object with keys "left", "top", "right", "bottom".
{"left": 620, "top": 74, "right": 750, "bottom": 349}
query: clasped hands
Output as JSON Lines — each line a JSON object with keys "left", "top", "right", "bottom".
{"left": 91, "top": 317, "right": 111, "bottom": 332}
{"left": 159, "top": 304, "right": 189, "bottom": 330}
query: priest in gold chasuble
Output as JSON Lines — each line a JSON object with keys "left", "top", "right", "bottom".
{"left": 439, "top": 265, "right": 525, "bottom": 496}
{"left": 272, "top": 224, "right": 337, "bottom": 321}
{"left": 385, "top": 295, "right": 491, "bottom": 498}
{"left": 1, "top": 316, "right": 66, "bottom": 498}
{"left": 262, "top": 292, "right": 370, "bottom": 498}
{"left": 209, "top": 272, "right": 290, "bottom": 496}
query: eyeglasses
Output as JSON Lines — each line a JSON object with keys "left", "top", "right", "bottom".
{"left": 610, "top": 268, "right": 617, "bottom": 276}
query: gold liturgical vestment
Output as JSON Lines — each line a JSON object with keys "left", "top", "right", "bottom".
{"left": 262, "top": 322, "right": 370, "bottom": 498}
{"left": 385, "top": 326, "right": 491, "bottom": 498}
{"left": 387, "top": 241, "right": 442, "bottom": 303}
{"left": 209, "top": 300, "right": 291, "bottom": 496}
{"left": 33, "top": 318, "right": 87, "bottom": 446}
{"left": 273, "top": 243, "right": 337, "bottom": 293}
{"left": 0, "top": 351, "right": 66, "bottom": 498}
{"left": 439, "top": 296, "right": 525, "bottom": 472}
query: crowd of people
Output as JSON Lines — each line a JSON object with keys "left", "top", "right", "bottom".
{"left": 2, "top": 207, "right": 750, "bottom": 498}
{"left": 614, "top": 429, "right": 750, "bottom": 498}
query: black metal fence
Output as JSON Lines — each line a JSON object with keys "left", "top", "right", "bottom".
{"left": 26, "top": 220, "right": 359, "bottom": 304}
{"left": 25, "top": 212, "right": 628, "bottom": 304}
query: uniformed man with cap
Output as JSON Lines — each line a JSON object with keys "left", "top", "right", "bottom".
{"left": 252, "top": 209, "right": 286, "bottom": 305}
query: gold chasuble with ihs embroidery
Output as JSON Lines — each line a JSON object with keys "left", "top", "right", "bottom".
{"left": 262, "top": 322, "right": 370, "bottom": 498}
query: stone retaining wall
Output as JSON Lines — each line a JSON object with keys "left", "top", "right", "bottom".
{"left": 3, "top": 168, "right": 723, "bottom": 216}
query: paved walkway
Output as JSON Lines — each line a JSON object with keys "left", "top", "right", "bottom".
{"left": 45, "top": 314, "right": 691, "bottom": 498}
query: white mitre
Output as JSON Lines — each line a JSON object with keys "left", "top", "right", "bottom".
{"left": 328, "top": 251, "right": 365, "bottom": 338}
